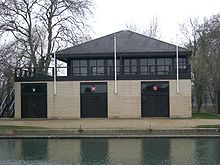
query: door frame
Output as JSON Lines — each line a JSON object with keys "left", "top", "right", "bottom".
{"left": 80, "top": 82, "right": 108, "bottom": 118}
{"left": 21, "top": 83, "right": 47, "bottom": 118}
{"left": 141, "top": 81, "right": 170, "bottom": 117}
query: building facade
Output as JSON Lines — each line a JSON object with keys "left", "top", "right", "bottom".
{"left": 14, "top": 30, "right": 192, "bottom": 119}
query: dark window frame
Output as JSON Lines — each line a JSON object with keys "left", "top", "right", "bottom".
{"left": 72, "top": 60, "right": 88, "bottom": 76}
{"left": 69, "top": 56, "right": 188, "bottom": 77}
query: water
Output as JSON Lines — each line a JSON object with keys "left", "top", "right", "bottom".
{"left": 0, "top": 138, "right": 220, "bottom": 165}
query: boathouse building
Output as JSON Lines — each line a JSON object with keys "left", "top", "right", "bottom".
{"left": 14, "top": 30, "right": 192, "bottom": 118}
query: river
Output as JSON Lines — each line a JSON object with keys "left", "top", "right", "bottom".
{"left": 0, "top": 138, "right": 220, "bottom": 165}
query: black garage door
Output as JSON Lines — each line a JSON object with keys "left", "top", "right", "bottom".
{"left": 141, "top": 82, "right": 169, "bottom": 117}
{"left": 21, "top": 83, "right": 47, "bottom": 118}
{"left": 80, "top": 82, "right": 107, "bottom": 118}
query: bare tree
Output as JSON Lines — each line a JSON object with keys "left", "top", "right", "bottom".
{"left": 143, "top": 17, "right": 161, "bottom": 39}
{"left": 125, "top": 16, "right": 161, "bottom": 39}
{"left": 180, "top": 18, "right": 209, "bottom": 113}
{"left": 0, "top": 0, "right": 93, "bottom": 71}
{"left": 125, "top": 21, "right": 140, "bottom": 32}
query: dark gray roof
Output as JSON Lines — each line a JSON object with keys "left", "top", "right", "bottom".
{"left": 56, "top": 30, "right": 190, "bottom": 56}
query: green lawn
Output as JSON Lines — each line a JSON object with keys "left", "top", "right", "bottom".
{"left": 192, "top": 113, "right": 220, "bottom": 119}
{"left": 196, "top": 125, "right": 220, "bottom": 128}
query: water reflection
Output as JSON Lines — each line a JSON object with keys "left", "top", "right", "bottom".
{"left": 21, "top": 139, "right": 48, "bottom": 160}
{"left": 193, "top": 139, "right": 220, "bottom": 165}
{"left": 80, "top": 139, "right": 108, "bottom": 164}
{"left": 0, "top": 138, "right": 220, "bottom": 164}
{"left": 141, "top": 138, "right": 171, "bottom": 164}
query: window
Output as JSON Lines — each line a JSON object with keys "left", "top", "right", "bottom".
{"left": 73, "top": 60, "right": 80, "bottom": 76}
{"left": 97, "top": 60, "right": 104, "bottom": 75}
{"left": 157, "top": 58, "right": 172, "bottom": 75}
{"left": 123, "top": 59, "right": 137, "bottom": 75}
{"left": 80, "top": 82, "right": 107, "bottom": 94}
{"left": 140, "top": 58, "right": 155, "bottom": 75}
{"left": 72, "top": 60, "right": 88, "bottom": 76}
{"left": 178, "top": 58, "right": 187, "bottom": 69}
{"left": 80, "top": 60, "right": 87, "bottom": 76}
{"left": 142, "top": 82, "right": 169, "bottom": 93}
{"left": 107, "top": 59, "right": 113, "bottom": 75}
{"left": 140, "top": 59, "right": 147, "bottom": 75}
{"left": 124, "top": 59, "right": 130, "bottom": 75}
{"left": 131, "top": 59, "right": 137, "bottom": 75}
{"left": 89, "top": 59, "right": 104, "bottom": 76}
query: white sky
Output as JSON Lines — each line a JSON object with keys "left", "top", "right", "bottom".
{"left": 91, "top": 0, "right": 220, "bottom": 44}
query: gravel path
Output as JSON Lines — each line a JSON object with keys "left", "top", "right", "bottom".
{"left": 0, "top": 118, "right": 220, "bottom": 130}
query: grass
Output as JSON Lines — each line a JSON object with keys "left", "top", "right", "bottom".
{"left": 196, "top": 125, "right": 220, "bottom": 128}
{"left": 192, "top": 113, "right": 220, "bottom": 119}
{"left": 0, "top": 125, "right": 44, "bottom": 130}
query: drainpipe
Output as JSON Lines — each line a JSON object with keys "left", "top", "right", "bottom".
{"left": 54, "top": 52, "right": 57, "bottom": 95}
{"left": 176, "top": 34, "right": 179, "bottom": 93}
{"left": 114, "top": 34, "right": 118, "bottom": 94}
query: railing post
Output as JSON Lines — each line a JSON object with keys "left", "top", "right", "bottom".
{"left": 19, "top": 68, "right": 22, "bottom": 77}
{"left": 52, "top": 67, "right": 54, "bottom": 78}
{"left": 14, "top": 68, "right": 17, "bottom": 79}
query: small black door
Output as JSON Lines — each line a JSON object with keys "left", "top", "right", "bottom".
{"left": 80, "top": 82, "right": 107, "bottom": 118}
{"left": 141, "top": 82, "right": 169, "bottom": 117}
{"left": 21, "top": 83, "right": 47, "bottom": 118}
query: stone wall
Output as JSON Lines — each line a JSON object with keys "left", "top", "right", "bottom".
{"left": 14, "top": 79, "right": 191, "bottom": 119}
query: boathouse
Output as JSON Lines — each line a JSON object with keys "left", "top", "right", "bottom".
{"left": 14, "top": 30, "right": 192, "bottom": 118}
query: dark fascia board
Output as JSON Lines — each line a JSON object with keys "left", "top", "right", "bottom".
{"left": 15, "top": 75, "right": 191, "bottom": 82}
{"left": 57, "top": 51, "right": 192, "bottom": 61}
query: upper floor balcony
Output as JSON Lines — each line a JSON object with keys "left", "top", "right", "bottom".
{"left": 14, "top": 64, "right": 191, "bottom": 82}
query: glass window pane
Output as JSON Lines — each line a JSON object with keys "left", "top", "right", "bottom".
{"left": 148, "top": 59, "right": 155, "bottom": 65}
{"left": 107, "top": 59, "right": 113, "bottom": 66}
{"left": 107, "top": 59, "right": 113, "bottom": 75}
{"left": 97, "top": 67, "right": 104, "bottom": 75}
{"left": 165, "top": 58, "right": 172, "bottom": 65}
{"left": 149, "top": 65, "right": 156, "bottom": 75}
{"left": 74, "top": 68, "right": 80, "bottom": 76}
{"left": 140, "top": 59, "right": 147, "bottom": 65}
{"left": 124, "top": 59, "right": 130, "bottom": 75}
{"left": 90, "top": 60, "right": 96, "bottom": 66}
{"left": 81, "top": 83, "right": 107, "bottom": 94}
{"left": 97, "top": 59, "right": 104, "bottom": 66}
{"left": 131, "top": 59, "right": 137, "bottom": 75}
{"left": 140, "top": 59, "right": 147, "bottom": 75}
{"left": 124, "top": 59, "right": 129, "bottom": 65}
{"left": 81, "top": 67, "right": 87, "bottom": 76}
{"left": 175, "top": 58, "right": 187, "bottom": 69}
{"left": 157, "top": 58, "right": 164, "bottom": 65}
{"left": 91, "top": 67, "right": 97, "bottom": 75}
{"left": 157, "top": 66, "right": 164, "bottom": 75}
{"left": 73, "top": 60, "right": 80, "bottom": 66}
{"left": 81, "top": 60, "right": 87, "bottom": 66}
{"left": 142, "top": 82, "right": 169, "bottom": 93}
{"left": 140, "top": 66, "right": 147, "bottom": 75}
{"left": 131, "top": 59, "right": 137, "bottom": 65}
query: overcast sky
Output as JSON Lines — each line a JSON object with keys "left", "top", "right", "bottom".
{"left": 90, "top": 0, "right": 220, "bottom": 44}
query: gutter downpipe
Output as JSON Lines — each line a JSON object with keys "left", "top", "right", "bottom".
{"left": 114, "top": 34, "right": 118, "bottom": 94}
{"left": 176, "top": 35, "right": 179, "bottom": 93}
{"left": 54, "top": 52, "right": 57, "bottom": 95}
